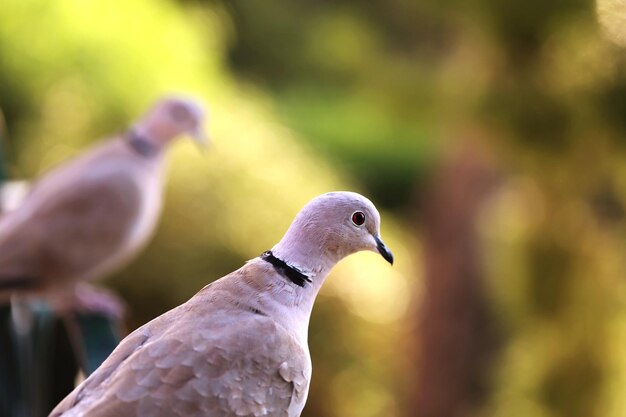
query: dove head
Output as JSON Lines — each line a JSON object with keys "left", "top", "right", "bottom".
{"left": 272, "top": 192, "right": 393, "bottom": 276}
{"left": 133, "top": 96, "right": 208, "bottom": 148}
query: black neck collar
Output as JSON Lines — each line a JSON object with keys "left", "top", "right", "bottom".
{"left": 261, "top": 250, "right": 312, "bottom": 287}
{"left": 126, "top": 130, "right": 158, "bottom": 157}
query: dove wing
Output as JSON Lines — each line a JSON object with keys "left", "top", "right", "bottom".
{"left": 50, "top": 272, "right": 311, "bottom": 417}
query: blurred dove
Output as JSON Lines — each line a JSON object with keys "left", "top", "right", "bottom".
{"left": 0, "top": 96, "right": 207, "bottom": 314}
{"left": 49, "top": 191, "right": 394, "bottom": 417}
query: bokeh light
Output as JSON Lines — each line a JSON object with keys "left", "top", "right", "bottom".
{"left": 2, "top": 0, "right": 626, "bottom": 416}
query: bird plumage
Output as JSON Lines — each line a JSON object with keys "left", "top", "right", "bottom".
{"left": 0, "top": 137, "right": 163, "bottom": 306}
{"left": 50, "top": 191, "right": 393, "bottom": 417}
{"left": 0, "top": 96, "right": 206, "bottom": 309}
{"left": 51, "top": 261, "right": 311, "bottom": 417}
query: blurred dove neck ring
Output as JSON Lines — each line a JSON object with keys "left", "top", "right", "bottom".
{"left": 261, "top": 250, "right": 312, "bottom": 287}
{"left": 126, "top": 129, "right": 159, "bottom": 157}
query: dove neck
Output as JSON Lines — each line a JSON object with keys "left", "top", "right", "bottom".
{"left": 130, "top": 121, "right": 175, "bottom": 149}
{"left": 126, "top": 130, "right": 160, "bottom": 157}
{"left": 270, "top": 236, "right": 340, "bottom": 289}
{"left": 260, "top": 251, "right": 312, "bottom": 287}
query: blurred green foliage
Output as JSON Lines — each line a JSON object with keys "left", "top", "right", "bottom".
{"left": 219, "top": 1, "right": 626, "bottom": 417}
{"left": 0, "top": 1, "right": 414, "bottom": 416}
{"left": 2, "top": 0, "right": 626, "bottom": 416}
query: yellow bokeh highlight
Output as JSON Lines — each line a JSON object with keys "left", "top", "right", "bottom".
{"left": 597, "top": 0, "right": 626, "bottom": 47}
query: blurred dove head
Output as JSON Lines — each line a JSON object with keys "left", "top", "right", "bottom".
{"left": 273, "top": 191, "right": 394, "bottom": 274}
{"left": 134, "top": 96, "right": 208, "bottom": 148}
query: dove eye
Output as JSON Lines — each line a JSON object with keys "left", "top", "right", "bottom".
{"left": 351, "top": 211, "right": 366, "bottom": 226}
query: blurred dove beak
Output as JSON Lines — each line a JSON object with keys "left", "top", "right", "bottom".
{"left": 190, "top": 125, "right": 210, "bottom": 150}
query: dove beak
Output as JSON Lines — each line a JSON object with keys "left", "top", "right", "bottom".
{"left": 190, "top": 125, "right": 210, "bottom": 149}
{"left": 374, "top": 235, "right": 394, "bottom": 265}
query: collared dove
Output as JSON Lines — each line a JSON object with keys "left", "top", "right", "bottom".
{"left": 0, "top": 96, "right": 207, "bottom": 313}
{"left": 49, "top": 191, "right": 394, "bottom": 417}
